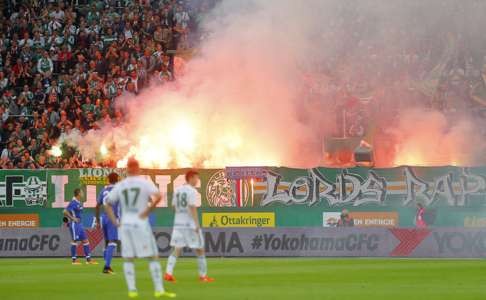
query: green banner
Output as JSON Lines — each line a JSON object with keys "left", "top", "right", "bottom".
{"left": 1, "top": 167, "right": 486, "bottom": 228}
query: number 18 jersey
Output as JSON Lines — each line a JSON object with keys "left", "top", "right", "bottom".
{"left": 172, "top": 184, "right": 198, "bottom": 229}
{"left": 107, "top": 175, "right": 159, "bottom": 225}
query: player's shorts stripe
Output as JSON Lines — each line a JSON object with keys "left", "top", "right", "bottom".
{"left": 71, "top": 223, "right": 76, "bottom": 239}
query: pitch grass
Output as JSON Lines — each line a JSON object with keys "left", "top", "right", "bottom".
{"left": 0, "top": 258, "right": 485, "bottom": 300}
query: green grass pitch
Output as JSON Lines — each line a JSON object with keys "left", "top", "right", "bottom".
{"left": 0, "top": 258, "right": 485, "bottom": 300}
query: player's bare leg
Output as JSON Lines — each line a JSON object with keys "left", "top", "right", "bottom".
{"left": 164, "top": 247, "right": 182, "bottom": 282}
{"left": 195, "top": 248, "right": 214, "bottom": 282}
{"left": 123, "top": 257, "right": 138, "bottom": 298}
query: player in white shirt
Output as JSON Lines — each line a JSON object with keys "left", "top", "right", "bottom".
{"left": 164, "top": 170, "right": 214, "bottom": 283}
{"left": 105, "top": 158, "right": 176, "bottom": 299}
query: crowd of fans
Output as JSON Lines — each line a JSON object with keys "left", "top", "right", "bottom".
{"left": 304, "top": 1, "right": 486, "bottom": 165}
{"left": 0, "top": 0, "right": 213, "bottom": 168}
{"left": 317, "top": 2, "right": 486, "bottom": 135}
{"left": 2, "top": 1, "right": 486, "bottom": 169}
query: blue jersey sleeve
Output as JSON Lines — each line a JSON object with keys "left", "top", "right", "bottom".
{"left": 97, "top": 189, "right": 104, "bottom": 206}
{"left": 66, "top": 200, "right": 80, "bottom": 219}
{"left": 66, "top": 200, "right": 75, "bottom": 211}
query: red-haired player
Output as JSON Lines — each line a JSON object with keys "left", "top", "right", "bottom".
{"left": 164, "top": 170, "right": 214, "bottom": 283}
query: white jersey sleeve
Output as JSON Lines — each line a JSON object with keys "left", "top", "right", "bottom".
{"left": 145, "top": 179, "right": 159, "bottom": 195}
{"left": 187, "top": 187, "right": 197, "bottom": 207}
{"left": 106, "top": 183, "right": 120, "bottom": 205}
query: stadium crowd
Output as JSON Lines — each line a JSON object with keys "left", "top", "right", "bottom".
{"left": 0, "top": 0, "right": 212, "bottom": 168}
{"left": 305, "top": 1, "right": 486, "bottom": 140}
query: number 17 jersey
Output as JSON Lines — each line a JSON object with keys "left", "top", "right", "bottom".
{"left": 172, "top": 184, "right": 198, "bottom": 229}
{"left": 107, "top": 175, "right": 159, "bottom": 225}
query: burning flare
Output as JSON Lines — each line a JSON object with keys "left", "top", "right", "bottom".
{"left": 49, "top": 145, "right": 62, "bottom": 158}
{"left": 107, "top": 109, "right": 282, "bottom": 169}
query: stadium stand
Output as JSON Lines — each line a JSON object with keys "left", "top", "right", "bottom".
{"left": 0, "top": 0, "right": 214, "bottom": 168}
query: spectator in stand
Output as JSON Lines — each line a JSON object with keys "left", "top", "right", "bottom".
{"left": 37, "top": 50, "right": 53, "bottom": 78}
{"left": 337, "top": 209, "right": 354, "bottom": 227}
{"left": 415, "top": 203, "right": 427, "bottom": 228}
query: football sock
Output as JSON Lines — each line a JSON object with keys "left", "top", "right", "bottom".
{"left": 82, "top": 242, "right": 91, "bottom": 259}
{"left": 197, "top": 255, "right": 207, "bottom": 277}
{"left": 105, "top": 242, "right": 116, "bottom": 268}
{"left": 123, "top": 261, "right": 137, "bottom": 292}
{"left": 70, "top": 243, "right": 77, "bottom": 260}
{"left": 166, "top": 255, "right": 177, "bottom": 275}
{"left": 149, "top": 260, "right": 164, "bottom": 293}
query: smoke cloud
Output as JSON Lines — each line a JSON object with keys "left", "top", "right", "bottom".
{"left": 70, "top": 0, "right": 486, "bottom": 168}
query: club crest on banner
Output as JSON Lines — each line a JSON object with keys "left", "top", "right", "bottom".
{"left": 206, "top": 170, "right": 249, "bottom": 207}
{"left": 0, "top": 175, "right": 47, "bottom": 207}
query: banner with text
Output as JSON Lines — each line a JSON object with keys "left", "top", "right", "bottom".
{"left": 1, "top": 228, "right": 486, "bottom": 258}
{"left": 1, "top": 167, "right": 486, "bottom": 227}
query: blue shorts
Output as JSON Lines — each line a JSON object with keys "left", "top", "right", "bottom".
{"left": 102, "top": 215, "right": 119, "bottom": 241}
{"left": 69, "top": 222, "right": 87, "bottom": 241}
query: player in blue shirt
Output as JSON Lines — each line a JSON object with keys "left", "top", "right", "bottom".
{"left": 63, "top": 188, "right": 98, "bottom": 265}
{"left": 95, "top": 172, "right": 120, "bottom": 274}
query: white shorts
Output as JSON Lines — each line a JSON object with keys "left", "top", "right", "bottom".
{"left": 119, "top": 222, "right": 158, "bottom": 258}
{"left": 170, "top": 228, "right": 204, "bottom": 249}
